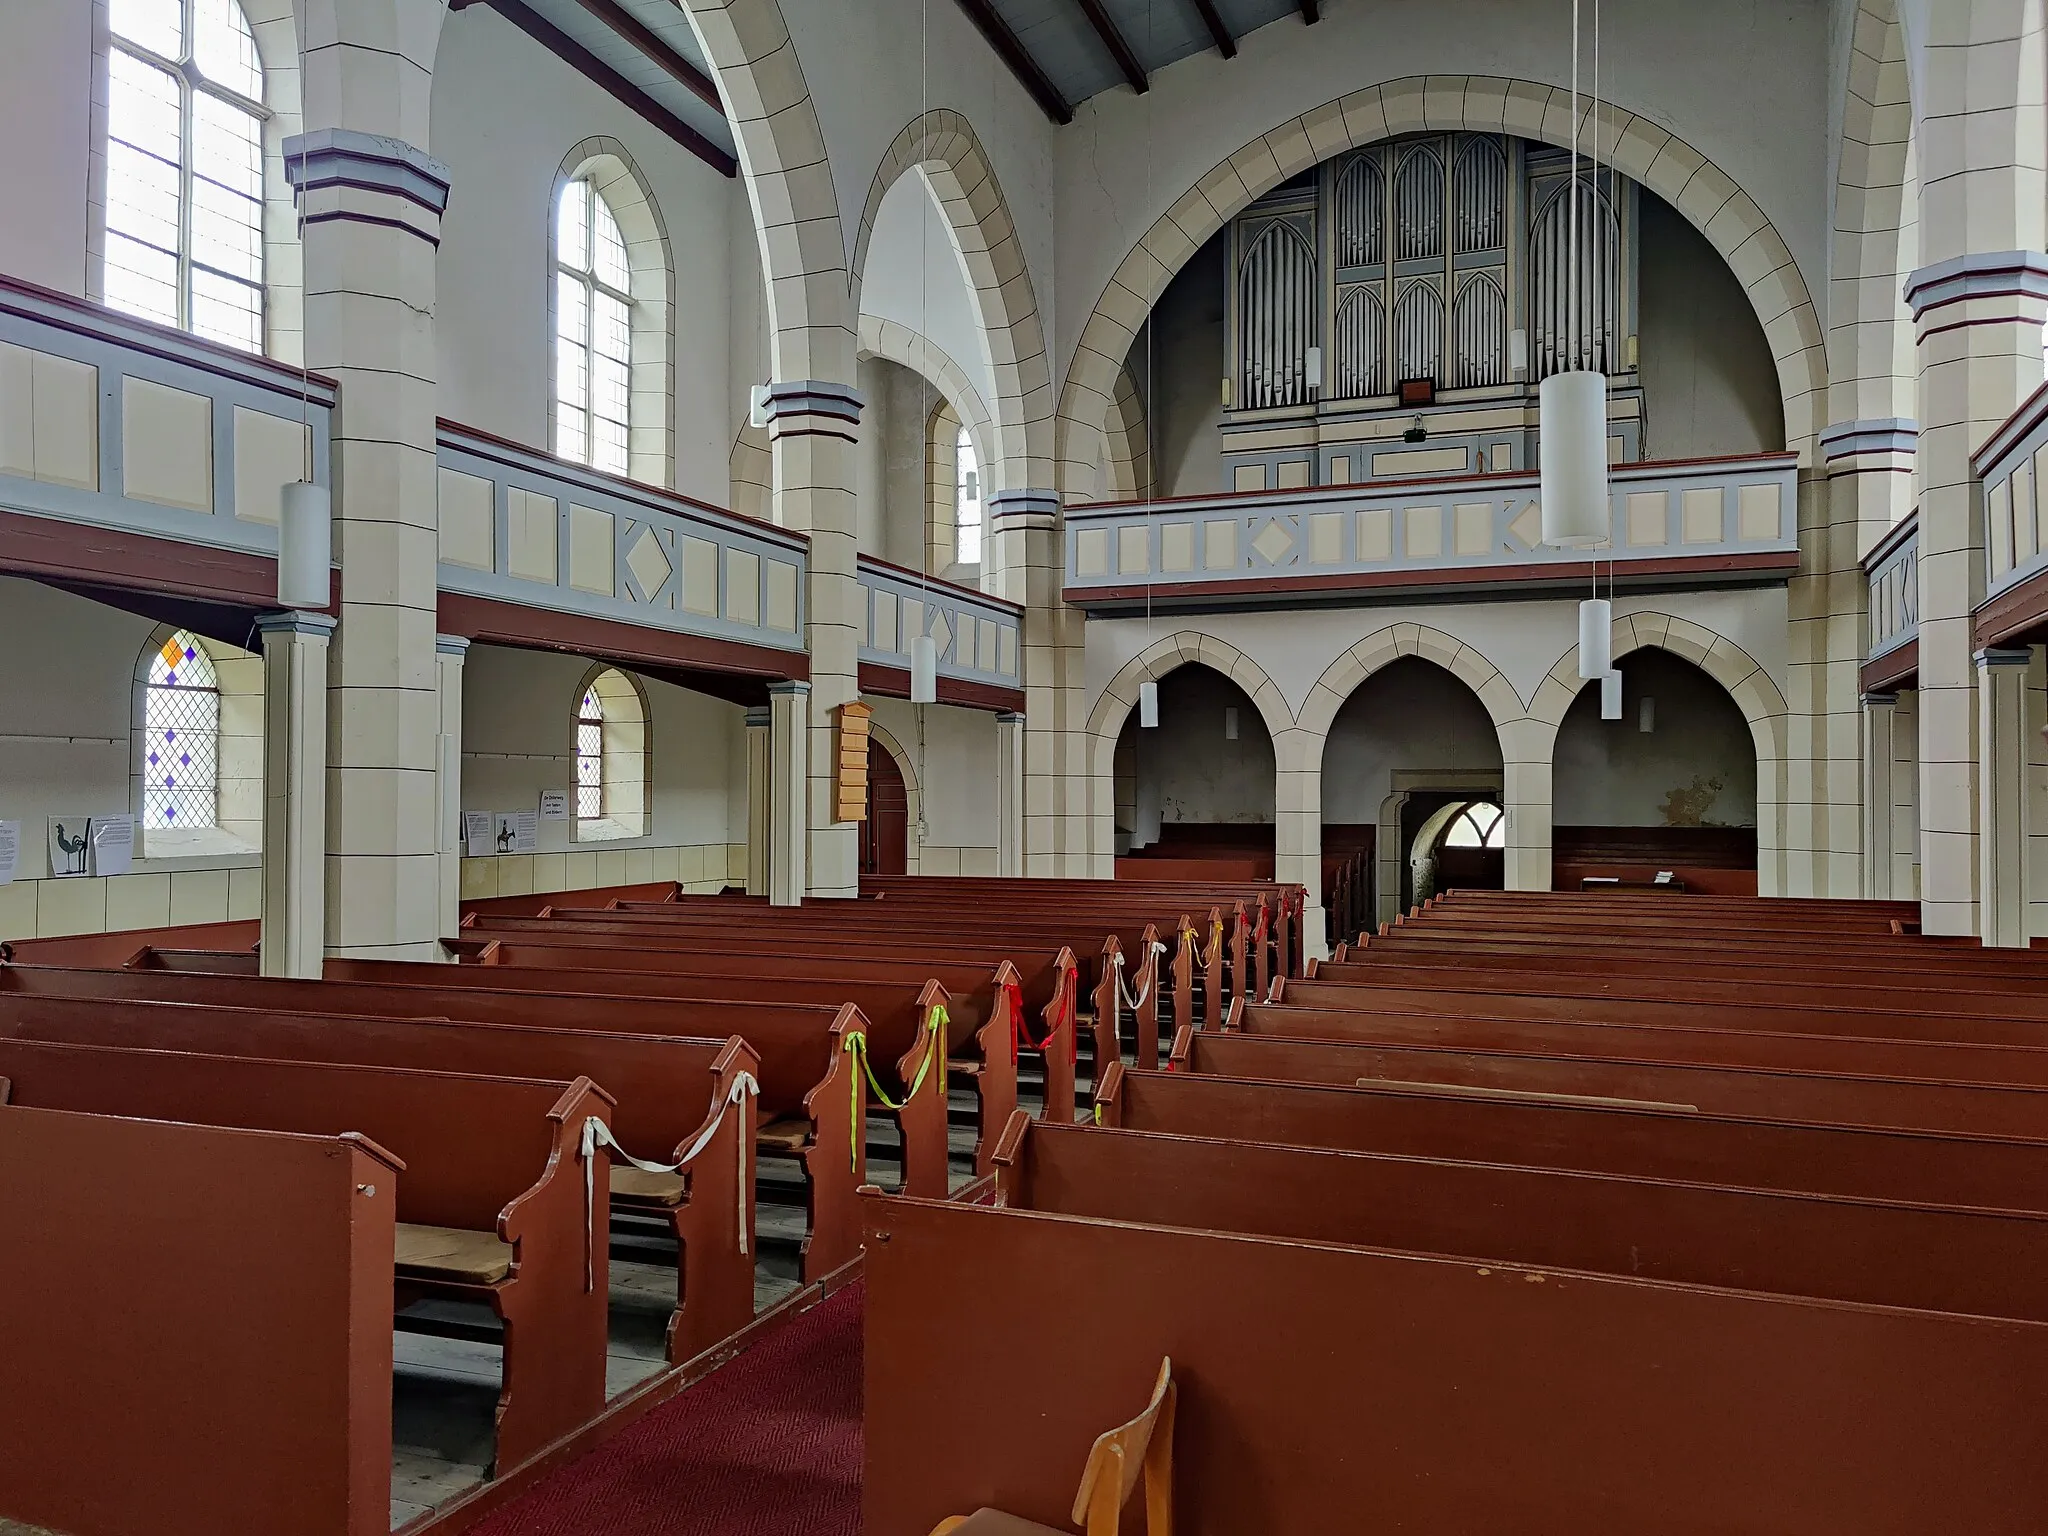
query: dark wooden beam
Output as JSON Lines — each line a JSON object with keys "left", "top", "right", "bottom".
{"left": 1186, "top": 0, "right": 1237, "bottom": 57}
{"left": 457, "top": 0, "right": 738, "bottom": 177}
{"left": 565, "top": 0, "right": 724, "bottom": 115}
{"left": 1073, "top": 0, "right": 1148, "bottom": 93}
{"left": 949, "top": 0, "right": 1073, "bottom": 125}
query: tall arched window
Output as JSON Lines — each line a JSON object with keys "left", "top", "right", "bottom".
{"left": 955, "top": 424, "right": 982, "bottom": 565}
{"left": 555, "top": 176, "right": 633, "bottom": 475}
{"left": 143, "top": 630, "right": 221, "bottom": 830}
{"left": 572, "top": 666, "right": 648, "bottom": 843}
{"left": 103, "top": 0, "right": 267, "bottom": 351}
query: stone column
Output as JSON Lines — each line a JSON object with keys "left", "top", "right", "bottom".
{"left": 1978, "top": 647, "right": 2032, "bottom": 947}
{"left": 256, "top": 611, "right": 335, "bottom": 979}
{"left": 284, "top": 128, "right": 451, "bottom": 960}
{"left": 744, "top": 705, "right": 771, "bottom": 896}
{"left": 762, "top": 383, "right": 863, "bottom": 900}
{"left": 1907, "top": 254, "right": 2048, "bottom": 935}
{"left": 767, "top": 681, "right": 809, "bottom": 907}
{"left": 1500, "top": 720, "right": 1554, "bottom": 894}
{"left": 989, "top": 490, "right": 1081, "bottom": 875}
{"left": 1274, "top": 727, "right": 1326, "bottom": 959}
{"left": 1861, "top": 691, "right": 1898, "bottom": 900}
{"left": 995, "top": 710, "right": 1024, "bottom": 878}
{"left": 434, "top": 635, "right": 468, "bottom": 945}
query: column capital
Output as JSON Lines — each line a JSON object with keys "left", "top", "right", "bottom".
{"left": 255, "top": 609, "right": 338, "bottom": 638}
{"left": 760, "top": 380, "right": 864, "bottom": 443}
{"left": 768, "top": 679, "right": 812, "bottom": 697}
{"left": 1861, "top": 690, "right": 1899, "bottom": 708}
{"left": 1975, "top": 646, "right": 2034, "bottom": 669}
{"left": 284, "top": 129, "right": 452, "bottom": 246}
{"left": 1905, "top": 251, "right": 2048, "bottom": 322}
{"left": 745, "top": 705, "right": 773, "bottom": 727}
{"left": 435, "top": 633, "right": 471, "bottom": 657}
{"left": 1820, "top": 418, "right": 1918, "bottom": 474}
{"left": 996, "top": 710, "right": 1026, "bottom": 725}
{"left": 988, "top": 489, "right": 1060, "bottom": 527}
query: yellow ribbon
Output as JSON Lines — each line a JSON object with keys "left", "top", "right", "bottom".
{"left": 845, "top": 1005, "right": 949, "bottom": 1170}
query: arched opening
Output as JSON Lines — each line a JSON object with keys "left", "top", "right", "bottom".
{"left": 861, "top": 738, "right": 909, "bottom": 877}
{"left": 131, "top": 623, "right": 263, "bottom": 859}
{"left": 1409, "top": 798, "right": 1506, "bottom": 904}
{"left": 1320, "top": 656, "right": 1504, "bottom": 924}
{"left": 571, "top": 665, "right": 649, "bottom": 843}
{"left": 1113, "top": 664, "right": 1275, "bottom": 880}
{"left": 1552, "top": 647, "right": 1760, "bottom": 893}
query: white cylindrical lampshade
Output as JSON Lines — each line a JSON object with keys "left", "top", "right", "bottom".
{"left": 1600, "top": 667, "right": 1623, "bottom": 721}
{"left": 1578, "top": 597, "right": 1612, "bottom": 680}
{"left": 910, "top": 634, "right": 938, "bottom": 704}
{"left": 1138, "top": 680, "right": 1159, "bottom": 728}
{"left": 278, "top": 480, "right": 331, "bottom": 610}
{"left": 1539, "top": 370, "right": 1610, "bottom": 548}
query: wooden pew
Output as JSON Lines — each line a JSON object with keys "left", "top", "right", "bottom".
{"left": 1095, "top": 1064, "right": 2048, "bottom": 1212}
{"left": 0, "top": 1107, "right": 395, "bottom": 1536}
{"left": 0, "top": 982, "right": 758, "bottom": 1366}
{"left": 0, "top": 1040, "right": 609, "bottom": 1474}
{"left": 1166, "top": 1023, "right": 2048, "bottom": 1138}
{"left": 862, "top": 1187, "right": 2048, "bottom": 1534}
{"left": 0, "top": 965, "right": 878, "bottom": 1283}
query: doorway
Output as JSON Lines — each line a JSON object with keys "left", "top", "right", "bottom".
{"left": 861, "top": 738, "right": 909, "bottom": 876}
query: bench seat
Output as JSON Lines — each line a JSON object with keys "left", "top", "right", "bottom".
{"left": 755, "top": 1116, "right": 811, "bottom": 1154}
{"left": 609, "top": 1166, "right": 687, "bottom": 1205}
{"left": 393, "top": 1222, "right": 514, "bottom": 1286}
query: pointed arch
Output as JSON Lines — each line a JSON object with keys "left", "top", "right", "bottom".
{"left": 571, "top": 663, "right": 650, "bottom": 843}
{"left": 856, "top": 313, "right": 995, "bottom": 489}
{"left": 865, "top": 716, "right": 924, "bottom": 874}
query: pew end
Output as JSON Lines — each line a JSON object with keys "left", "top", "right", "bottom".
{"left": 658, "top": 1034, "right": 762, "bottom": 1367}
{"left": 795, "top": 1003, "right": 870, "bottom": 1281}
{"left": 889, "top": 979, "right": 955, "bottom": 1201}
{"left": 1166, "top": 1024, "right": 1195, "bottom": 1071}
{"left": 958, "top": 961, "right": 1023, "bottom": 1175}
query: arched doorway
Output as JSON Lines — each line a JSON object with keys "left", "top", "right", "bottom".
{"left": 862, "top": 738, "right": 909, "bottom": 876}
{"left": 1112, "top": 662, "right": 1276, "bottom": 879}
{"left": 1409, "top": 799, "right": 1507, "bottom": 903}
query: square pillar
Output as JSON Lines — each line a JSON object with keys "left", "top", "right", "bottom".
{"left": 435, "top": 635, "right": 468, "bottom": 947}
{"left": 768, "top": 682, "right": 809, "bottom": 907}
{"left": 996, "top": 711, "right": 1024, "bottom": 878}
{"left": 745, "top": 705, "right": 771, "bottom": 896}
{"left": 1978, "top": 647, "right": 2032, "bottom": 948}
{"left": 257, "top": 611, "right": 336, "bottom": 979}
{"left": 1861, "top": 691, "right": 1898, "bottom": 900}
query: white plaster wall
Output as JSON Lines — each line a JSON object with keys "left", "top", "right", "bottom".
{"left": 0, "top": 580, "right": 263, "bottom": 941}
{"left": 1552, "top": 648, "right": 1759, "bottom": 826}
{"left": 456, "top": 644, "right": 747, "bottom": 898}
{"left": 860, "top": 171, "right": 999, "bottom": 419}
{"left": 865, "top": 695, "right": 999, "bottom": 874}
{"left": 854, "top": 356, "right": 947, "bottom": 569}
{"left": 1122, "top": 665, "right": 1277, "bottom": 825}
{"left": 1135, "top": 232, "right": 1226, "bottom": 498}
{"left": 430, "top": 5, "right": 737, "bottom": 504}
{"left": 0, "top": 0, "right": 93, "bottom": 294}
{"left": 1321, "top": 657, "right": 1504, "bottom": 825}
{"left": 729, "top": 174, "right": 771, "bottom": 470}
{"left": 1054, "top": 0, "right": 1831, "bottom": 384}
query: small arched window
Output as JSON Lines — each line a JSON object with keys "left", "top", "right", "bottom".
{"left": 572, "top": 666, "right": 648, "bottom": 843}
{"left": 574, "top": 686, "right": 605, "bottom": 821}
{"left": 104, "top": 0, "right": 268, "bottom": 350}
{"left": 555, "top": 176, "right": 633, "bottom": 474}
{"left": 1443, "top": 801, "right": 1506, "bottom": 849}
{"left": 955, "top": 424, "right": 982, "bottom": 566}
{"left": 143, "top": 630, "right": 221, "bottom": 830}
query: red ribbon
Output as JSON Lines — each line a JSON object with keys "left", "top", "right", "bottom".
{"left": 1002, "top": 976, "right": 1028, "bottom": 1062}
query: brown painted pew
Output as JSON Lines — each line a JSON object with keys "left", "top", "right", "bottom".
{"left": 0, "top": 1040, "right": 609, "bottom": 1474}
{"left": 995, "top": 1113, "right": 2048, "bottom": 1332}
{"left": 1225, "top": 996, "right": 2048, "bottom": 1087}
{"left": 1271, "top": 973, "right": 2048, "bottom": 1040}
{"left": 0, "top": 965, "right": 881, "bottom": 1282}
{"left": 0, "top": 1107, "right": 396, "bottom": 1536}
{"left": 1356, "top": 919, "right": 2048, "bottom": 968}
{"left": 0, "top": 982, "right": 757, "bottom": 1366}
{"left": 1095, "top": 1064, "right": 2048, "bottom": 1213}
{"left": 863, "top": 1189, "right": 2048, "bottom": 1534}
{"left": 1167, "top": 1024, "right": 2048, "bottom": 1138}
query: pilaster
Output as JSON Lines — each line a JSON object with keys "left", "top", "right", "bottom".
{"left": 435, "top": 635, "right": 468, "bottom": 946}
{"left": 768, "top": 682, "right": 810, "bottom": 907}
{"left": 995, "top": 710, "right": 1024, "bottom": 879}
{"left": 745, "top": 705, "right": 772, "bottom": 897}
{"left": 1978, "top": 647, "right": 2032, "bottom": 948}
{"left": 256, "top": 611, "right": 336, "bottom": 980}
{"left": 1860, "top": 691, "right": 1898, "bottom": 901}
{"left": 991, "top": 489, "right": 1082, "bottom": 875}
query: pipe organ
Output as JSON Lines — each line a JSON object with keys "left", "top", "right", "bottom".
{"left": 1225, "top": 134, "right": 1641, "bottom": 494}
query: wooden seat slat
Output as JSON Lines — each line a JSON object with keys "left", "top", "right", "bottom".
{"left": 395, "top": 1222, "right": 514, "bottom": 1285}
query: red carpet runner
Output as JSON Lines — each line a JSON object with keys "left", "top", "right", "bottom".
{"left": 471, "top": 1283, "right": 863, "bottom": 1536}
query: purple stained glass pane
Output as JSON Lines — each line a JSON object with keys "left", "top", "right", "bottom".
{"left": 184, "top": 646, "right": 196, "bottom": 662}
{"left": 164, "top": 670, "right": 177, "bottom": 685}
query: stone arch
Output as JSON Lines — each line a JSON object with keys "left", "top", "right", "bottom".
{"left": 1056, "top": 75, "right": 1829, "bottom": 500}
{"left": 570, "top": 662, "right": 652, "bottom": 843}
{"left": 857, "top": 314, "right": 996, "bottom": 488}
{"left": 1829, "top": 1, "right": 1916, "bottom": 435}
{"left": 1298, "top": 623, "right": 1527, "bottom": 745}
{"left": 1103, "top": 366, "right": 1150, "bottom": 502}
{"left": 552, "top": 139, "right": 676, "bottom": 487}
{"left": 855, "top": 109, "right": 1053, "bottom": 493}
{"left": 865, "top": 716, "right": 924, "bottom": 874}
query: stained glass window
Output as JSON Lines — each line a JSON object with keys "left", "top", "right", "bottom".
{"left": 104, "top": 0, "right": 267, "bottom": 351}
{"left": 555, "top": 177, "right": 633, "bottom": 474}
{"left": 1443, "top": 802, "right": 1505, "bottom": 849}
{"left": 143, "top": 630, "right": 221, "bottom": 830}
{"left": 954, "top": 424, "right": 981, "bottom": 565}
{"left": 575, "top": 688, "right": 604, "bottom": 820}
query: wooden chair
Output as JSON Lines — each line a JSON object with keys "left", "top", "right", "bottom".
{"left": 929, "top": 1358, "right": 1175, "bottom": 1535}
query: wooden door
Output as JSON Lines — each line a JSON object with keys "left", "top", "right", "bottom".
{"left": 862, "top": 739, "right": 909, "bottom": 876}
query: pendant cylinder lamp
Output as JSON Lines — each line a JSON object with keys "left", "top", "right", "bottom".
{"left": 1577, "top": 596, "right": 1612, "bottom": 680}
{"left": 1539, "top": 370, "right": 1610, "bottom": 547}
{"left": 277, "top": 480, "right": 331, "bottom": 610}
{"left": 910, "top": 634, "right": 938, "bottom": 704}
{"left": 1138, "top": 680, "right": 1160, "bottom": 728}
{"left": 1600, "top": 668, "right": 1623, "bottom": 720}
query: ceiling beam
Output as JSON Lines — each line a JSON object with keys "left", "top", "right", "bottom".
{"left": 1186, "top": 0, "right": 1237, "bottom": 58}
{"left": 1073, "top": 0, "right": 1148, "bottom": 93}
{"left": 454, "top": 0, "right": 737, "bottom": 177}
{"left": 948, "top": 0, "right": 1073, "bottom": 125}
{"left": 564, "top": 0, "right": 724, "bottom": 116}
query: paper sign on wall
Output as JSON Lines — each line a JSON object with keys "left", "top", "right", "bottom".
{"left": 539, "top": 789, "right": 570, "bottom": 822}
{"left": 493, "top": 812, "right": 539, "bottom": 855}
{"left": 0, "top": 820, "right": 18, "bottom": 886}
{"left": 92, "top": 815, "right": 135, "bottom": 878}
{"left": 47, "top": 817, "right": 93, "bottom": 878}
{"left": 464, "top": 811, "right": 493, "bottom": 859}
